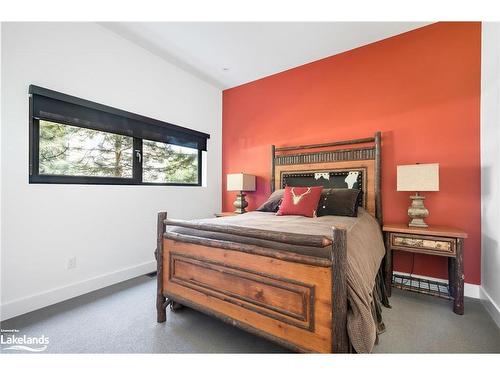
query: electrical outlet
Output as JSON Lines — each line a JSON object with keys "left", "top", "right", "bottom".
{"left": 67, "top": 257, "right": 77, "bottom": 270}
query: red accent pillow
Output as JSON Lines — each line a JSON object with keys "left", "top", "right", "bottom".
{"left": 277, "top": 186, "right": 323, "bottom": 217}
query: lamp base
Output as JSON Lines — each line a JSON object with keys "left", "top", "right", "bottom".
{"left": 408, "top": 192, "right": 429, "bottom": 228}
{"left": 233, "top": 192, "right": 248, "bottom": 214}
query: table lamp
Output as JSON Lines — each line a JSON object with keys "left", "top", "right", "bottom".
{"left": 397, "top": 163, "right": 439, "bottom": 228}
{"left": 227, "top": 173, "right": 256, "bottom": 214}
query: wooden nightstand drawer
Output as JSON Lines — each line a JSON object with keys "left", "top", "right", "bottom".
{"left": 390, "top": 233, "right": 456, "bottom": 256}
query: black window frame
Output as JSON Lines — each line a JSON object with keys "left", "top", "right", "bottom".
{"left": 28, "top": 85, "right": 208, "bottom": 186}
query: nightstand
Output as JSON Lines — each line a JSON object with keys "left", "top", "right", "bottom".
{"left": 214, "top": 212, "right": 241, "bottom": 218}
{"left": 383, "top": 224, "right": 468, "bottom": 315}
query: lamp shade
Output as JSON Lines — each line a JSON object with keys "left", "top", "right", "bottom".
{"left": 227, "top": 173, "right": 256, "bottom": 192}
{"left": 397, "top": 163, "right": 439, "bottom": 192}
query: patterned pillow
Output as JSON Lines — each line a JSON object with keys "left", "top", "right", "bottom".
{"left": 276, "top": 186, "right": 323, "bottom": 218}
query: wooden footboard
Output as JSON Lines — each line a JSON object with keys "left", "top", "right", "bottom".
{"left": 155, "top": 212, "right": 349, "bottom": 353}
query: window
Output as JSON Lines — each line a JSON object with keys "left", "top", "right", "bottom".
{"left": 39, "top": 120, "right": 134, "bottom": 178}
{"left": 29, "top": 85, "right": 209, "bottom": 185}
{"left": 142, "top": 140, "right": 198, "bottom": 184}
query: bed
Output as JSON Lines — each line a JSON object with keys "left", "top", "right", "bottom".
{"left": 155, "top": 132, "right": 388, "bottom": 353}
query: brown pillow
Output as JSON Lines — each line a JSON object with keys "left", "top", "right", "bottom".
{"left": 256, "top": 189, "right": 284, "bottom": 212}
{"left": 316, "top": 188, "right": 363, "bottom": 217}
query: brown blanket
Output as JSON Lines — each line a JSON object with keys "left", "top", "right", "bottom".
{"left": 166, "top": 209, "right": 385, "bottom": 353}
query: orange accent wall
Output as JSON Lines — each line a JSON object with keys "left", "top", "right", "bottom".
{"left": 222, "top": 22, "right": 482, "bottom": 284}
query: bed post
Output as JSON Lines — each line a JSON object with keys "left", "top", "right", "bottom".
{"left": 270, "top": 145, "right": 276, "bottom": 193}
{"left": 156, "top": 211, "right": 167, "bottom": 323}
{"left": 331, "top": 227, "right": 349, "bottom": 353}
{"left": 374, "top": 131, "right": 382, "bottom": 226}
{"left": 374, "top": 131, "right": 391, "bottom": 304}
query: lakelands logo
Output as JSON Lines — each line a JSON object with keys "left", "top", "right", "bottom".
{"left": 1, "top": 329, "right": 49, "bottom": 352}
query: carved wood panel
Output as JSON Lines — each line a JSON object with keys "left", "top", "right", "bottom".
{"left": 169, "top": 252, "right": 315, "bottom": 331}
{"left": 163, "top": 239, "right": 333, "bottom": 353}
{"left": 390, "top": 233, "right": 456, "bottom": 256}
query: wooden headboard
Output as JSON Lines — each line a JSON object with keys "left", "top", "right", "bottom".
{"left": 271, "top": 132, "right": 382, "bottom": 224}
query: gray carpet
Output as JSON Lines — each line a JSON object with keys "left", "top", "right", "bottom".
{"left": 1, "top": 275, "right": 499, "bottom": 353}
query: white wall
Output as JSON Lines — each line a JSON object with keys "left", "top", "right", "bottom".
{"left": 0, "top": 23, "right": 222, "bottom": 320}
{"left": 480, "top": 22, "right": 500, "bottom": 328}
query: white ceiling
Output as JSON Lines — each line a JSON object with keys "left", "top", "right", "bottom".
{"left": 101, "top": 22, "right": 431, "bottom": 89}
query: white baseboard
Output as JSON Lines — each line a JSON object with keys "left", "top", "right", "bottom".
{"left": 392, "top": 271, "right": 481, "bottom": 299}
{"left": 464, "top": 283, "right": 481, "bottom": 299}
{"left": 0, "top": 261, "right": 156, "bottom": 321}
{"left": 480, "top": 287, "right": 500, "bottom": 329}
{"left": 2, "top": 265, "right": 486, "bottom": 322}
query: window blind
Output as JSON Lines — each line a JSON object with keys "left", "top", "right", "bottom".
{"left": 29, "top": 85, "right": 210, "bottom": 151}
